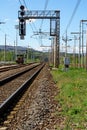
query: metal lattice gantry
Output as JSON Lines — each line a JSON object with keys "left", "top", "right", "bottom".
{"left": 18, "top": 6, "right": 60, "bottom": 68}
{"left": 18, "top": 10, "right": 60, "bottom": 19}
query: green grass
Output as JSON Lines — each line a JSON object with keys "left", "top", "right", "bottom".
{"left": 51, "top": 67, "right": 87, "bottom": 129}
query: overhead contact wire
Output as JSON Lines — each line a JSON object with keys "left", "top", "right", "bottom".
{"left": 40, "top": 0, "right": 49, "bottom": 30}
{"left": 18, "top": 0, "right": 22, "bottom": 5}
{"left": 65, "top": 0, "right": 82, "bottom": 32}
{"left": 22, "top": 0, "right": 28, "bottom": 10}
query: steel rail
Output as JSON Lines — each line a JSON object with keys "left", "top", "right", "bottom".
{"left": 0, "top": 65, "right": 19, "bottom": 72}
{"left": 0, "top": 62, "right": 36, "bottom": 72}
{"left": 0, "top": 63, "right": 45, "bottom": 119}
{"left": 0, "top": 63, "right": 40, "bottom": 86}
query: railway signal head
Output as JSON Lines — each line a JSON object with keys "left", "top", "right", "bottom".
{"left": 20, "top": 5, "right": 25, "bottom": 16}
{"left": 19, "top": 5, "right": 26, "bottom": 39}
{"left": 20, "top": 5, "right": 25, "bottom": 10}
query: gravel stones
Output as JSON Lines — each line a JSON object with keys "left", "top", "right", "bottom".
{"left": 7, "top": 65, "right": 60, "bottom": 130}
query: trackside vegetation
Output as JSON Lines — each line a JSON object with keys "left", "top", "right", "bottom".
{"left": 51, "top": 67, "right": 87, "bottom": 129}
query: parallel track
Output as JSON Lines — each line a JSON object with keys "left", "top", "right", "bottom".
{"left": 0, "top": 63, "right": 45, "bottom": 125}
{"left": 0, "top": 62, "right": 35, "bottom": 72}
{"left": 0, "top": 63, "right": 40, "bottom": 86}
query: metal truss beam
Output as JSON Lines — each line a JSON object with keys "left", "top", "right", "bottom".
{"left": 18, "top": 8, "right": 60, "bottom": 68}
{"left": 18, "top": 10, "right": 60, "bottom": 19}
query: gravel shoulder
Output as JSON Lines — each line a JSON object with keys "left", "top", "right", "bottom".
{"left": 7, "top": 65, "right": 64, "bottom": 130}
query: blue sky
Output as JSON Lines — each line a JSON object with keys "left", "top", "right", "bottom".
{"left": 0, "top": 0, "right": 87, "bottom": 51}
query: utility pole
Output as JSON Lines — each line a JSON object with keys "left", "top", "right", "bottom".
{"left": 86, "top": 26, "right": 87, "bottom": 71}
{"left": 51, "top": 37, "right": 55, "bottom": 66}
{"left": 0, "top": 21, "right": 5, "bottom": 62}
{"left": 27, "top": 44, "right": 31, "bottom": 63}
{"left": 71, "top": 32, "right": 80, "bottom": 68}
{"left": 15, "top": 25, "right": 19, "bottom": 61}
{"left": 62, "top": 31, "right": 72, "bottom": 57}
{"left": 79, "top": 20, "right": 87, "bottom": 68}
{"left": 4, "top": 34, "right": 6, "bottom": 62}
{"left": 62, "top": 31, "right": 72, "bottom": 70}
{"left": 73, "top": 35, "right": 77, "bottom": 67}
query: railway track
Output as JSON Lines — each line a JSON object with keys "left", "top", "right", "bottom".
{"left": 0, "top": 63, "right": 45, "bottom": 127}
{"left": 0, "top": 63, "right": 39, "bottom": 80}
{"left": 0, "top": 63, "right": 40, "bottom": 85}
{"left": 0, "top": 64, "right": 20, "bottom": 72}
{"left": 0, "top": 62, "right": 35, "bottom": 72}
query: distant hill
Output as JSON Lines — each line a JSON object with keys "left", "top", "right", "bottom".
{"left": 0, "top": 45, "right": 42, "bottom": 53}
{"left": 0, "top": 45, "right": 27, "bottom": 51}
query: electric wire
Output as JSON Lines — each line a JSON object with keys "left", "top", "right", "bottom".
{"left": 32, "top": 22, "right": 38, "bottom": 33}
{"left": 29, "top": 22, "right": 40, "bottom": 43}
{"left": 28, "top": 20, "right": 38, "bottom": 39}
{"left": 65, "top": 0, "right": 82, "bottom": 33}
{"left": 18, "top": 0, "right": 28, "bottom": 9}
{"left": 19, "top": 0, "right": 38, "bottom": 36}
{"left": 37, "top": 0, "right": 49, "bottom": 46}
{"left": 23, "top": 0, "right": 38, "bottom": 36}
{"left": 18, "top": 0, "right": 48, "bottom": 46}
{"left": 21, "top": 0, "right": 42, "bottom": 37}
{"left": 29, "top": 22, "right": 34, "bottom": 33}
{"left": 29, "top": 22, "right": 38, "bottom": 39}
{"left": 18, "top": 0, "right": 22, "bottom": 5}
{"left": 40, "top": 0, "right": 49, "bottom": 30}
{"left": 22, "top": 0, "right": 28, "bottom": 10}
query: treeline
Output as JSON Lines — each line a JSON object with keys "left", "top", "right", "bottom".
{"left": 0, "top": 50, "right": 49, "bottom": 63}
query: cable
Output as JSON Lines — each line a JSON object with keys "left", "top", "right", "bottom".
{"left": 20, "top": 0, "right": 41, "bottom": 35}
{"left": 22, "top": 0, "right": 28, "bottom": 9}
{"left": 18, "top": 0, "right": 22, "bottom": 5}
{"left": 18, "top": 0, "right": 28, "bottom": 9}
{"left": 29, "top": 22, "right": 40, "bottom": 44}
{"left": 44, "top": 0, "right": 49, "bottom": 10}
{"left": 32, "top": 22, "right": 38, "bottom": 32}
{"left": 40, "top": 0, "right": 49, "bottom": 30}
{"left": 29, "top": 22, "right": 38, "bottom": 39}
{"left": 29, "top": 22, "right": 34, "bottom": 33}
{"left": 65, "top": 0, "right": 82, "bottom": 34}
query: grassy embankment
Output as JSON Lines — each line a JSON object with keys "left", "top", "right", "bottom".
{"left": 51, "top": 67, "right": 87, "bottom": 129}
